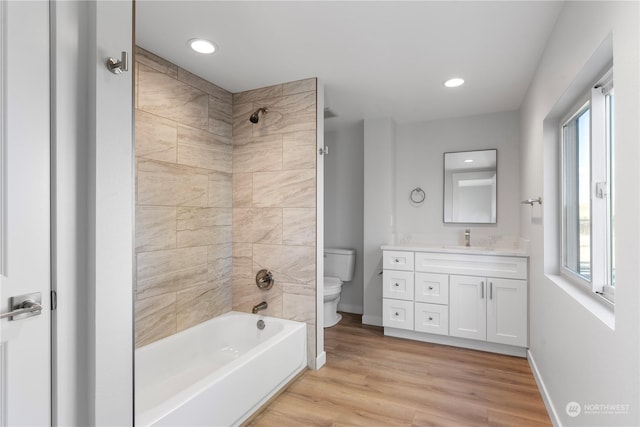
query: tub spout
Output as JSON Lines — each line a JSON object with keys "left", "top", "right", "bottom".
{"left": 252, "top": 301, "right": 268, "bottom": 314}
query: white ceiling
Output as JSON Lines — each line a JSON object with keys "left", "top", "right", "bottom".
{"left": 136, "top": 1, "right": 563, "bottom": 130}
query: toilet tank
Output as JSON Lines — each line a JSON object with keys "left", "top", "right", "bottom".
{"left": 324, "top": 248, "right": 356, "bottom": 282}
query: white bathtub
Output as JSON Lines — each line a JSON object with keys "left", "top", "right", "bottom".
{"left": 135, "top": 311, "right": 307, "bottom": 426}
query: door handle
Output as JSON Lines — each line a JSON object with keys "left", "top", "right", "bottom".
{"left": 0, "top": 292, "right": 42, "bottom": 321}
{"left": 490, "top": 282, "right": 493, "bottom": 299}
{"left": 481, "top": 281, "right": 485, "bottom": 299}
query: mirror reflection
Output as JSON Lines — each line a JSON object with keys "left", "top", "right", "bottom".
{"left": 444, "top": 149, "right": 497, "bottom": 224}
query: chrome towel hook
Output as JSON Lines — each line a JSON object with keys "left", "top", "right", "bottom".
{"left": 409, "top": 187, "right": 426, "bottom": 206}
{"left": 106, "top": 51, "right": 129, "bottom": 75}
{"left": 521, "top": 197, "right": 542, "bottom": 206}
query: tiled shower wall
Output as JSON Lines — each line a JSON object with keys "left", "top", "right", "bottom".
{"left": 134, "top": 48, "right": 233, "bottom": 347}
{"left": 134, "top": 47, "right": 318, "bottom": 362}
{"left": 231, "top": 80, "right": 318, "bottom": 362}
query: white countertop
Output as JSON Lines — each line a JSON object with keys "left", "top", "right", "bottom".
{"left": 381, "top": 244, "right": 528, "bottom": 257}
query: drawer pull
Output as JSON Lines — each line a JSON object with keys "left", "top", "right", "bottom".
{"left": 395, "top": 312, "right": 399, "bottom": 316}
{"left": 394, "top": 258, "right": 399, "bottom": 263}
{"left": 394, "top": 282, "right": 399, "bottom": 287}
{"left": 428, "top": 316, "right": 433, "bottom": 321}
{"left": 428, "top": 286, "right": 433, "bottom": 290}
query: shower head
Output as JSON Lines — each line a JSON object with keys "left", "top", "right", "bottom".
{"left": 249, "top": 107, "right": 268, "bottom": 124}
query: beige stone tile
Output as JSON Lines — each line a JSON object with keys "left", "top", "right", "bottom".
{"left": 177, "top": 225, "right": 231, "bottom": 248}
{"left": 208, "top": 96, "right": 233, "bottom": 142}
{"left": 283, "top": 292, "right": 315, "bottom": 323}
{"left": 282, "top": 78, "right": 316, "bottom": 96}
{"left": 137, "top": 264, "right": 208, "bottom": 300}
{"left": 252, "top": 170, "right": 316, "bottom": 208}
{"left": 137, "top": 159, "right": 209, "bottom": 207}
{"left": 135, "top": 110, "right": 177, "bottom": 163}
{"left": 250, "top": 91, "right": 316, "bottom": 136}
{"left": 253, "top": 244, "right": 316, "bottom": 285}
{"left": 176, "top": 208, "right": 231, "bottom": 247}
{"left": 138, "top": 63, "right": 209, "bottom": 130}
{"left": 135, "top": 47, "right": 178, "bottom": 78}
{"left": 208, "top": 244, "right": 233, "bottom": 281}
{"left": 137, "top": 246, "right": 208, "bottom": 282}
{"left": 176, "top": 281, "right": 231, "bottom": 331}
{"left": 232, "top": 208, "right": 282, "bottom": 244}
{"left": 232, "top": 243, "right": 253, "bottom": 280}
{"left": 208, "top": 171, "right": 232, "bottom": 208}
{"left": 135, "top": 293, "right": 176, "bottom": 348}
{"left": 135, "top": 206, "right": 176, "bottom": 252}
{"left": 232, "top": 173, "right": 253, "bottom": 207}
{"left": 233, "top": 134, "right": 283, "bottom": 173}
{"left": 281, "top": 281, "right": 316, "bottom": 296}
{"left": 306, "top": 323, "right": 316, "bottom": 364}
{"left": 177, "top": 67, "right": 232, "bottom": 104}
{"left": 232, "top": 102, "right": 253, "bottom": 139}
{"left": 283, "top": 208, "right": 315, "bottom": 246}
{"left": 177, "top": 126, "right": 232, "bottom": 172}
{"left": 233, "top": 84, "right": 283, "bottom": 105}
{"left": 282, "top": 130, "right": 316, "bottom": 170}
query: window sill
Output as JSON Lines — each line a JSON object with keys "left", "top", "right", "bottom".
{"left": 546, "top": 274, "right": 615, "bottom": 330}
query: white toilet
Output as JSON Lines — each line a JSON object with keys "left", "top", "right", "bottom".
{"left": 323, "top": 247, "right": 356, "bottom": 328}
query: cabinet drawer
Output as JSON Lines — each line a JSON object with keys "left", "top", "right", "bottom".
{"left": 383, "top": 270, "right": 414, "bottom": 301}
{"left": 382, "top": 299, "right": 414, "bottom": 330}
{"left": 383, "top": 251, "right": 414, "bottom": 271}
{"left": 415, "top": 272, "right": 449, "bottom": 304}
{"left": 415, "top": 252, "right": 527, "bottom": 280}
{"left": 414, "top": 302, "right": 449, "bottom": 335}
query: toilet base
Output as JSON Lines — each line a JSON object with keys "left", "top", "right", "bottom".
{"left": 324, "top": 312, "right": 342, "bottom": 328}
{"left": 323, "top": 294, "right": 342, "bottom": 328}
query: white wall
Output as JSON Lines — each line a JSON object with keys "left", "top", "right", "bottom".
{"left": 521, "top": 2, "right": 639, "bottom": 426}
{"left": 324, "top": 122, "right": 364, "bottom": 314}
{"left": 395, "top": 111, "right": 520, "bottom": 245}
{"left": 362, "top": 119, "right": 396, "bottom": 325}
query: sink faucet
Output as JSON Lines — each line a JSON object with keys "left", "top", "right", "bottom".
{"left": 464, "top": 229, "right": 471, "bottom": 247}
{"left": 252, "top": 301, "right": 268, "bottom": 314}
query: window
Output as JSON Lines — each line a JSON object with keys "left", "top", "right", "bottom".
{"left": 561, "top": 68, "right": 614, "bottom": 302}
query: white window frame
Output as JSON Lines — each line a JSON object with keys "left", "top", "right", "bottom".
{"left": 560, "top": 68, "right": 614, "bottom": 304}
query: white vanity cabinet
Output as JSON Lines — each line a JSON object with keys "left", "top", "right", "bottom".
{"left": 449, "top": 275, "right": 527, "bottom": 347}
{"left": 381, "top": 246, "right": 528, "bottom": 357}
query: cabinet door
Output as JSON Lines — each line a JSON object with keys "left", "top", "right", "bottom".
{"left": 449, "top": 275, "right": 486, "bottom": 340}
{"left": 487, "top": 278, "right": 527, "bottom": 346}
{"left": 382, "top": 299, "right": 414, "bottom": 330}
{"left": 383, "top": 270, "right": 414, "bottom": 301}
{"left": 415, "top": 272, "right": 449, "bottom": 304}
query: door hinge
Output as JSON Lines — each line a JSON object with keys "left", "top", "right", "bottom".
{"left": 51, "top": 290, "right": 57, "bottom": 311}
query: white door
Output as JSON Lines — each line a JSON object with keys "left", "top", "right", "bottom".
{"left": 486, "top": 278, "right": 527, "bottom": 347}
{"left": 449, "top": 275, "right": 486, "bottom": 341}
{"left": 0, "top": 1, "right": 51, "bottom": 426}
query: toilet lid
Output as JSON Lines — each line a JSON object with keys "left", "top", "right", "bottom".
{"left": 324, "top": 276, "right": 342, "bottom": 293}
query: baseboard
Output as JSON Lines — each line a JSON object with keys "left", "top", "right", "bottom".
{"left": 315, "top": 351, "right": 326, "bottom": 370}
{"left": 362, "top": 314, "right": 382, "bottom": 326}
{"left": 337, "top": 303, "right": 363, "bottom": 314}
{"left": 528, "top": 349, "right": 562, "bottom": 427}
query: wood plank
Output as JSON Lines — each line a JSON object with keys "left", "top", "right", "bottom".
{"left": 247, "top": 313, "right": 551, "bottom": 427}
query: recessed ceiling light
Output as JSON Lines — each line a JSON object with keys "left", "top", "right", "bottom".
{"left": 188, "top": 38, "right": 216, "bottom": 54}
{"left": 444, "top": 78, "right": 465, "bottom": 88}
{"left": 464, "top": 159, "right": 474, "bottom": 163}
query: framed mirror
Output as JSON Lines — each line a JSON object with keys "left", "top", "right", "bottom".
{"left": 443, "top": 149, "right": 497, "bottom": 224}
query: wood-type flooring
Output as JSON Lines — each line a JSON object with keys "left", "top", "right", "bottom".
{"left": 248, "top": 312, "right": 551, "bottom": 427}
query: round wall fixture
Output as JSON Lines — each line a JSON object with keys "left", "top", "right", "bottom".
{"left": 410, "top": 187, "right": 426, "bottom": 206}
{"left": 256, "top": 269, "right": 274, "bottom": 290}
